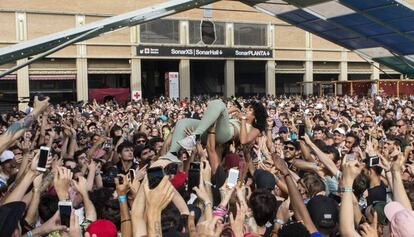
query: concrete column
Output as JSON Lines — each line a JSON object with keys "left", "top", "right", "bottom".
{"left": 130, "top": 58, "right": 142, "bottom": 98}
{"left": 76, "top": 58, "right": 88, "bottom": 102}
{"left": 15, "top": 12, "right": 29, "bottom": 111}
{"left": 339, "top": 50, "right": 348, "bottom": 81}
{"left": 226, "top": 23, "right": 234, "bottom": 47}
{"left": 265, "top": 60, "right": 276, "bottom": 96}
{"left": 224, "top": 60, "right": 235, "bottom": 97}
{"left": 76, "top": 15, "right": 88, "bottom": 102}
{"left": 371, "top": 62, "right": 380, "bottom": 80}
{"left": 130, "top": 26, "right": 142, "bottom": 100}
{"left": 268, "top": 24, "right": 275, "bottom": 48}
{"left": 304, "top": 32, "right": 313, "bottom": 95}
{"left": 179, "top": 59, "right": 190, "bottom": 99}
{"left": 180, "top": 20, "right": 189, "bottom": 45}
{"left": 16, "top": 59, "right": 29, "bottom": 111}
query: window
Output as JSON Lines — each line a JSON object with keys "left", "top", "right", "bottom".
{"left": 234, "top": 23, "right": 267, "bottom": 46}
{"left": 189, "top": 20, "right": 226, "bottom": 45}
{"left": 140, "top": 19, "right": 180, "bottom": 44}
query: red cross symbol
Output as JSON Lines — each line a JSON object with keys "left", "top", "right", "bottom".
{"left": 133, "top": 91, "right": 141, "bottom": 100}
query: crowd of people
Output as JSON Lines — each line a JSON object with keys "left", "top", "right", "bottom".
{"left": 0, "top": 92, "right": 414, "bottom": 237}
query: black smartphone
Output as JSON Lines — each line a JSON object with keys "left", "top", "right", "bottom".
{"left": 298, "top": 124, "right": 305, "bottom": 139}
{"left": 147, "top": 167, "right": 164, "bottom": 189}
{"left": 138, "top": 158, "right": 151, "bottom": 170}
{"left": 165, "top": 163, "right": 178, "bottom": 175}
{"left": 188, "top": 169, "right": 200, "bottom": 193}
{"left": 37, "top": 146, "right": 50, "bottom": 172}
{"left": 195, "top": 134, "right": 201, "bottom": 143}
{"left": 190, "top": 162, "right": 200, "bottom": 170}
{"left": 129, "top": 169, "right": 135, "bottom": 181}
{"left": 369, "top": 156, "right": 380, "bottom": 167}
{"left": 58, "top": 201, "right": 72, "bottom": 227}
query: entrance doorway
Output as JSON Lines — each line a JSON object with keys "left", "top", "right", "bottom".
{"left": 141, "top": 60, "right": 179, "bottom": 99}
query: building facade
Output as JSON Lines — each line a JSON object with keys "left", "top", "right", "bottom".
{"left": 0, "top": 0, "right": 405, "bottom": 109}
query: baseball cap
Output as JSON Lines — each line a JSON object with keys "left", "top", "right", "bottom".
{"left": 0, "top": 150, "right": 14, "bottom": 164}
{"left": 159, "top": 152, "right": 182, "bottom": 164}
{"left": 279, "top": 126, "right": 289, "bottom": 133}
{"left": 254, "top": 169, "right": 276, "bottom": 190}
{"left": 307, "top": 195, "right": 339, "bottom": 229}
{"left": 0, "top": 201, "right": 26, "bottom": 237}
{"left": 86, "top": 219, "right": 117, "bottom": 237}
{"left": 384, "top": 201, "right": 414, "bottom": 237}
{"left": 333, "top": 128, "right": 346, "bottom": 135}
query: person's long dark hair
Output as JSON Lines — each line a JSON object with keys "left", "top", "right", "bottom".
{"left": 249, "top": 100, "right": 267, "bottom": 132}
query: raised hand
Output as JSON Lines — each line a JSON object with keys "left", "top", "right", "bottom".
{"left": 143, "top": 176, "right": 174, "bottom": 213}
{"left": 53, "top": 166, "right": 73, "bottom": 200}
{"left": 72, "top": 176, "right": 89, "bottom": 197}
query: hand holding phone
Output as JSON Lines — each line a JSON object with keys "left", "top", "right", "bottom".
{"left": 227, "top": 168, "right": 239, "bottom": 188}
{"left": 129, "top": 169, "right": 136, "bottom": 181}
{"left": 147, "top": 167, "right": 165, "bottom": 189}
{"left": 298, "top": 124, "right": 305, "bottom": 139}
{"left": 346, "top": 153, "right": 355, "bottom": 161}
{"left": 58, "top": 201, "right": 72, "bottom": 227}
{"left": 37, "top": 146, "right": 50, "bottom": 172}
{"left": 369, "top": 156, "right": 380, "bottom": 167}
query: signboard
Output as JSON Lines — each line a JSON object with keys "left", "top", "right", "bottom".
{"left": 137, "top": 45, "right": 273, "bottom": 58}
{"left": 165, "top": 72, "right": 179, "bottom": 99}
{"left": 131, "top": 90, "right": 142, "bottom": 101}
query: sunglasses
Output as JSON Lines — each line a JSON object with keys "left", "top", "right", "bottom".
{"left": 284, "top": 146, "right": 295, "bottom": 151}
{"left": 137, "top": 139, "right": 146, "bottom": 144}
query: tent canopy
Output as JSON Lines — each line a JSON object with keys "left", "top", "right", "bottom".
{"left": 244, "top": 0, "right": 414, "bottom": 77}
{"left": 1, "top": 0, "right": 414, "bottom": 77}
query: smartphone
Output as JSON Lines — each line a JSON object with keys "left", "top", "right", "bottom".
{"left": 129, "top": 169, "right": 135, "bottom": 181}
{"left": 379, "top": 139, "right": 385, "bottom": 149}
{"left": 190, "top": 162, "right": 200, "bottom": 170}
{"left": 346, "top": 153, "right": 355, "bottom": 161}
{"left": 37, "top": 146, "right": 50, "bottom": 172}
{"left": 165, "top": 163, "right": 178, "bottom": 175}
{"left": 138, "top": 158, "right": 151, "bottom": 170}
{"left": 58, "top": 201, "right": 72, "bottom": 227}
{"left": 369, "top": 156, "right": 380, "bottom": 167}
{"left": 195, "top": 134, "right": 201, "bottom": 143}
{"left": 227, "top": 168, "right": 239, "bottom": 188}
{"left": 298, "top": 124, "right": 305, "bottom": 139}
{"left": 147, "top": 167, "right": 164, "bottom": 189}
{"left": 188, "top": 169, "right": 200, "bottom": 193}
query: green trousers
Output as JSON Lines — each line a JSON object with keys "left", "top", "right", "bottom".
{"left": 169, "top": 99, "right": 234, "bottom": 153}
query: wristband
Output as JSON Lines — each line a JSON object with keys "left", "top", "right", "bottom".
{"left": 204, "top": 201, "right": 212, "bottom": 207}
{"left": 283, "top": 173, "right": 291, "bottom": 179}
{"left": 213, "top": 205, "right": 228, "bottom": 217}
{"left": 27, "top": 231, "right": 33, "bottom": 237}
{"left": 274, "top": 219, "right": 285, "bottom": 225}
{"left": 118, "top": 195, "right": 127, "bottom": 202}
{"left": 121, "top": 219, "right": 131, "bottom": 224}
{"left": 340, "top": 187, "right": 354, "bottom": 193}
{"left": 205, "top": 181, "right": 216, "bottom": 188}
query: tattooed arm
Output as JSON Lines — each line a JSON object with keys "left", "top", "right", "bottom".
{"left": 0, "top": 96, "right": 49, "bottom": 154}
